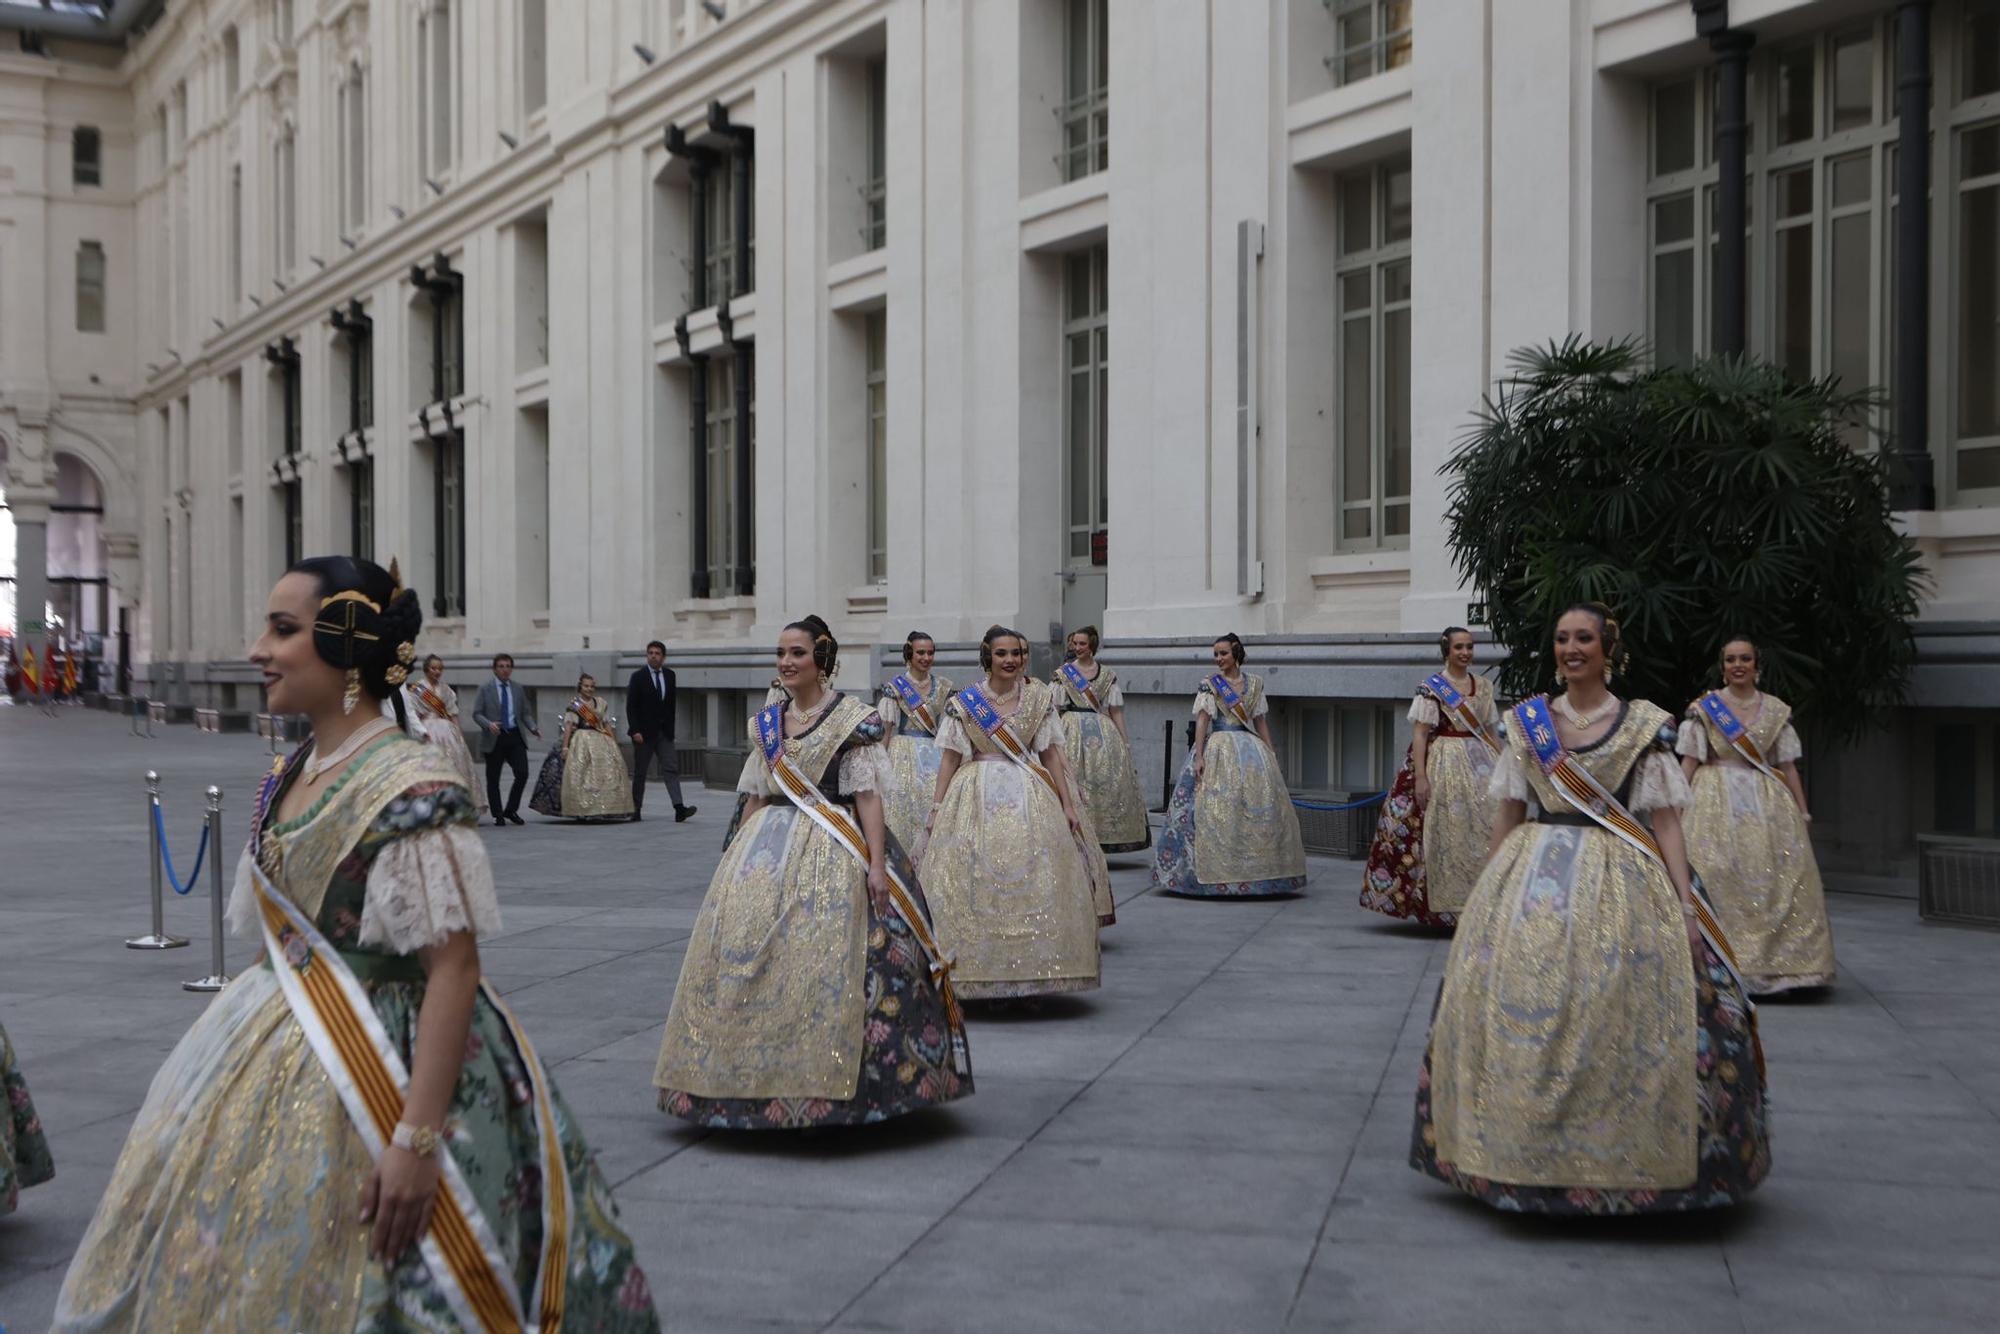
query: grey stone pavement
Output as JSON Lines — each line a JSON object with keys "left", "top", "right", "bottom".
{"left": 1, "top": 705, "right": 1998, "bottom": 1333}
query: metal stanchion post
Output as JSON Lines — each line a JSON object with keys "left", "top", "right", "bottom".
{"left": 1158, "top": 719, "right": 1174, "bottom": 812}
{"left": 127, "top": 770, "right": 189, "bottom": 949}
{"left": 184, "top": 785, "right": 230, "bottom": 992}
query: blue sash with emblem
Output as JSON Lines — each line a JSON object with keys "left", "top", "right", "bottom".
{"left": 1697, "top": 692, "right": 1779, "bottom": 780}
{"left": 1424, "top": 672, "right": 1499, "bottom": 754}
{"left": 1058, "top": 661, "right": 1104, "bottom": 712}
{"left": 1209, "top": 673, "right": 1255, "bottom": 730}
{"left": 888, "top": 674, "right": 938, "bottom": 735}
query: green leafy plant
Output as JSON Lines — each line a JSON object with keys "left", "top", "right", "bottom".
{"left": 1444, "top": 337, "right": 1928, "bottom": 744}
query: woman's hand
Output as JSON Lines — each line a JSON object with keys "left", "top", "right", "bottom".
{"left": 1684, "top": 903, "right": 1704, "bottom": 956}
{"left": 1413, "top": 775, "right": 1431, "bottom": 811}
{"left": 1192, "top": 756, "right": 1205, "bottom": 784}
{"left": 1064, "top": 803, "right": 1083, "bottom": 837}
{"left": 865, "top": 862, "right": 892, "bottom": 915}
{"left": 359, "top": 1144, "right": 442, "bottom": 1265}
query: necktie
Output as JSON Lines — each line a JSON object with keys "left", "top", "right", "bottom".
{"left": 653, "top": 670, "right": 664, "bottom": 700}
{"left": 501, "top": 682, "right": 513, "bottom": 730}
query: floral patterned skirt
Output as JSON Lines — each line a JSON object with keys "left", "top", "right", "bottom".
{"left": 1359, "top": 750, "right": 1454, "bottom": 928}
{"left": 658, "top": 841, "right": 974, "bottom": 1129}
{"left": 1410, "top": 938, "right": 1772, "bottom": 1214}
{"left": 2, "top": 1019, "right": 54, "bottom": 1215}
{"left": 527, "top": 746, "right": 567, "bottom": 816}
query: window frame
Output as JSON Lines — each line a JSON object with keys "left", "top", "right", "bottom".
{"left": 71, "top": 125, "right": 101, "bottom": 189}
{"left": 703, "top": 354, "right": 740, "bottom": 595}
{"left": 863, "top": 58, "right": 888, "bottom": 252}
{"left": 1062, "top": 244, "right": 1111, "bottom": 568}
{"left": 1326, "top": 0, "right": 1414, "bottom": 89}
{"left": 75, "top": 239, "right": 107, "bottom": 333}
{"left": 1333, "top": 157, "right": 1414, "bottom": 551}
{"left": 1061, "top": 0, "right": 1109, "bottom": 182}
{"left": 865, "top": 309, "right": 889, "bottom": 584}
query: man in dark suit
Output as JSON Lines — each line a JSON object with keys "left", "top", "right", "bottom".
{"left": 472, "top": 653, "right": 541, "bottom": 826}
{"left": 627, "top": 640, "right": 696, "bottom": 823}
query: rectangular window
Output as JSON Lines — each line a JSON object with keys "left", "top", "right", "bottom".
{"left": 72, "top": 125, "right": 101, "bottom": 188}
{"left": 420, "top": 4, "right": 455, "bottom": 179}
{"left": 340, "top": 71, "right": 368, "bottom": 232}
{"left": 351, "top": 459, "right": 375, "bottom": 558}
{"left": 1063, "top": 244, "right": 1110, "bottom": 564}
{"left": 1062, "top": 0, "right": 1109, "bottom": 181}
{"left": 703, "top": 163, "right": 736, "bottom": 307}
{"left": 1290, "top": 702, "right": 1395, "bottom": 791}
{"left": 1328, "top": 0, "right": 1414, "bottom": 88}
{"left": 521, "top": 0, "right": 547, "bottom": 118}
{"left": 283, "top": 481, "right": 303, "bottom": 569}
{"left": 273, "top": 133, "right": 296, "bottom": 277}
{"left": 229, "top": 164, "right": 243, "bottom": 305}
{"left": 866, "top": 310, "right": 888, "bottom": 583}
{"left": 223, "top": 27, "right": 240, "bottom": 101}
{"left": 864, "top": 58, "right": 887, "bottom": 251}
{"left": 1651, "top": 192, "right": 1698, "bottom": 368}
{"left": 441, "top": 283, "right": 464, "bottom": 399}
{"left": 1959, "top": 120, "right": 2000, "bottom": 492}
{"left": 704, "top": 356, "right": 739, "bottom": 593}
{"left": 1334, "top": 158, "right": 1413, "bottom": 548}
{"left": 433, "top": 431, "right": 466, "bottom": 616}
{"left": 75, "top": 240, "right": 106, "bottom": 332}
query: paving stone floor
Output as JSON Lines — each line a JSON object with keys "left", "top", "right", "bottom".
{"left": 1, "top": 704, "right": 1997, "bottom": 1332}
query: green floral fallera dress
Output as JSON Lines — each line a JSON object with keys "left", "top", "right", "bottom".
{"left": 54, "top": 738, "right": 660, "bottom": 1332}
{"left": 2, "top": 1019, "right": 55, "bottom": 1214}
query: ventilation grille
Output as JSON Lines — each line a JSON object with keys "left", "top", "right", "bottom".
{"left": 1918, "top": 835, "right": 2000, "bottom": 929}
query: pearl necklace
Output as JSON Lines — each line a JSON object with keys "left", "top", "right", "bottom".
{"left": 985, "top": 679, "right": 1023, "bottom": 709}
{"left": 304, "top": 717, "right": 397, "bottom": 782}
{"left": 1557, "top": 693, "right": 1617, "bottom": 728}
{"left": 787, "top": 692, "right": 831, "bottom": 725}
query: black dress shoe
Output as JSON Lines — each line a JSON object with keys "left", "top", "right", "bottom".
{"left": 493, "top": 817, "right": 509, "bottom": 828}
{"left": 630, "top": 811, "right": 643, "bottom": 823}
{"left": 506, "top": 813, "right": 525, "bottom": 826}
{"left": 674, "top": 805, "right": 698, "bottom": 823}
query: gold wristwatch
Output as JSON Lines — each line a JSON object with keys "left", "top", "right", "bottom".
{"left": 392, "top": 1121, "right": 441, "bottom": 1158}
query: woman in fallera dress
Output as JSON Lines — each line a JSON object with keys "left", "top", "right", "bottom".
{"left": 1054, "top": 626, "right": 1152, "bottom": 857}
{"left": 920, "top": 625, "right": 1104, "bottom": 998}
{"left": 401, "top": 654, "right": 486, "bottom": 817}
{"left": 530, "top": 673, "right": 637, "bottom": 821}
{"left": 722, "top": 677, "right": 790, "bottom": 850}
{"left": 876, "top": 630, "right": 955, "bottom": 857}
{"left": 2, "top": 1019, "right": 53, "bottom": 1216}
{"left": 1411, "top": 603, "right": 1770, "bottom": 1214}
{"left": 1678, "top": 637, "right": 1837, "bottom": 994}
{"left": 1150, "top": 634, "right": 1308, "bottom": 897}
{"left": 54, "top": 556, "right": 656, "bottom": 1331}
{"left": 1361, "top": 628, "right": 1500, "bottom": 927}
{"left": 654, "top": 616, "right": 972, "bottom": 1128}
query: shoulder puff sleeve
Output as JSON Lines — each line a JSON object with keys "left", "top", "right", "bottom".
{"left": 1676, "top": 711, "right": 1710, "bottom": 762}
{"left": 358, "top": 785, "right": 503, "bottom": 952}
{"left": 1102, "top": 679, "right": 1125, "bottom": 708}
{"left": 935, "top": 710, "right": 974, "bottom": 757}
{"left": 838, "top": 724, "right": 893, "bottom": 793}
{"left": 1192, "top": 687, "right": 1218, "bottom": 720}
{"left": 736, "top": 745, "right": 774, "bottom": 797}
{"left": 1629, "top": 748, "right": 1695, "bottom": 814}
{"left": 1250, "top": 685, "right": 1270, "bottom": 719}
{"left": 1028, "top": 706, "right": 1064, "bottom": 753}
{"left": 876, "top": 690, "right": 902, "bottom": 729}
{"left": 1487, "top": 747, "right": 1533, "bottom": 805}
{"left": 1407, "top": 694, "right": 1441, "bottom": 728}
{"left": 1773, "top": 723, "right": 1803, "bottom": 764}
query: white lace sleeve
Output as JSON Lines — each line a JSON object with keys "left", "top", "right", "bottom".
{"left": 225, "top": 845, "right": 261, "bottom": 939}
{"left": 1103, "top": 680, "right": 1125, "bottom": 708}
{"left": 1251, "top": 690, "right": 1270, "bottom": 719}
{"left": 876, "top": 692, "right": 902, "bottom": 730}
{"left": 1676, "top": 719, "right": 1709, "bottom": 762}
{"left": 1488, "top": 748, "right": 1532, "bottom": 804}
{"left": 1407, "top": 695, "right": 1441, "bottom": 728}
{"left": 935, "top": 713, "right": 974, "bottom": 757}
{"left": 358, "top": 827, "right": 503, "bottom": 953}
{"left": 1028, "top": 709, "right": 1064, "bottom": 753}
{"left": 1629, "top": 750, "right": 1694, "bottom": 814}
{"left": 736, "top": 746, "right": 774, "bottom": 797}
{"left": 838, "top": 742, "right": 892, "bottom": 794}
{"left": 1773, "top": 724, "right": 1802, "bottom": 764}
{"left": 1192, "top": 691, "right": 1218, "bottom": 720}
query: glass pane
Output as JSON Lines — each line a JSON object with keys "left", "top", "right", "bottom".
{"left": 1067, "top": 0, "right": 1090, "bottom": 102}
{"left": 1383, "top": 163, "right": 1412, "bottom": 243}
{"left": 1828, "top": 211, "right": 1871, "bottom": 398}
{"left": 1341, "top": 316, "right": 1372, "bottom": 502}
{"left": 1775, "top": 165, "right": 1814, "bottom": 219}
{"left": 1339, "top": 171, "right": 1373, "bottom": 256}
{"left": 1385, "top": 502, "right": 1410, "bottom": 537}
{"left": 1775, "top": 222, "right": 1814, "bottom": 379}
{"left": 1964, "top": 122, "right": 2000, "bottom": 180}
{"left": 1340, "top": 271, "right": 1372, "bottom": 312}
{"left": 1094, "top": 327, "right": 1108, "bottom": 528}
{"left": 1068, "top": 364, "right": 1091, "bottom": 526}
{"left": 1958, "top": 181, "right": 2000, "bottom": 437}
{"left": 1829, "top": 30, "right": 1875, "bottom": 132}
{"left": 1965, "top": 4, "right": 2000, "bottom": 101}
{"left": 1960, "top": 447, "right": 2000, "bottom": 489}
{"left": 1342, "top": 509, "right": 1372, "bottom": 540}
{"left": 1654, "top": 248, "right": 1696, "bottom": 369}
{"left": 1384, "top": 305, "right": 1410, "bottom": 498}
{"left": 1655, "top": 192, "right": 1695, "bottom": 244}
{"left": 1383, "top": 258, "right": 1410, "bottom": 305}
{"left": 1337, "top": 706, "right": 1374, "bottom": 789}
{"left": 1830, "top": 153, "right": 1871, "bottom": 208}
{"left": 1655, "top": 79, "right": 1697, "bottom": 176}
{"left": 1066, "top": 251, "right": 1092, "bottom": 317}
{"left": 1299, "top": 707, "right": 1330, "bottom": 789}
{"left": 1774, "top": 44, "right": 1815, "bottom": 145}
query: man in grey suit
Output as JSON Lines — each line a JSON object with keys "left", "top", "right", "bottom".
{"left": 472, "top": 653, "right": 541, "bottom": 826}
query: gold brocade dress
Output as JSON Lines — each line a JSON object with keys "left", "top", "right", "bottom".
{"left": 1054, "top": 665, "right": 1152, "bottom": 854}
{"left": 1361, "top": 678, "right": 1501, "bottom": 922}
{"left": 529, "top": 696, "right": 636, "bottom": 820}
{"left": 1679, "top": 693, "right": 1837, "bottom": 994}
{"left": 53, "top": 735, "right": 658, "bottom": 1331}
{"left": 1150, "top": 675, "right": 1308, "bottom": 897}
{"left": 654, "top": 694, "right": 972, "bottom": 1127}
{"left": 401, "top": 678, "right": 486, "bottom": 815}
{"left": 1411, "top": 700, "right": 1771, "bottom": 1214}
{"left": 920, "top": 682, "right": 1103, "bottom": 998}
{"left": 876, "top": 672, "right": 955, "bottom": 858}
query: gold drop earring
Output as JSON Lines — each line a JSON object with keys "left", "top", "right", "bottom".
{"left": 817, "top": 669, "right": 831, "bottom": 689}
{"left": 342, "top": 667, "right": 362, "bottom": 716}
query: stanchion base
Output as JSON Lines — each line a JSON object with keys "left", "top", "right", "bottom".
{"left": 182, "top": 974, "right": 231, "bottom": 992}
{"left": 125, "top": 934, "right": 190, "bottom": 949}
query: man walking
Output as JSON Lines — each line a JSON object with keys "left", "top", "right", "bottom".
{"left": 627, "top": 640, "right": 696, "bottom": 823}
{"left": 473, "top": 653, "right": 540, "bottom": 826}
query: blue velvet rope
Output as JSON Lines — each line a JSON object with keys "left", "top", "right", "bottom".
{"left": 152, "top": 802, "right": 210, "bottom": 895}
{"left": 1290, "top": 792, "right": 1388, "bottom": 812}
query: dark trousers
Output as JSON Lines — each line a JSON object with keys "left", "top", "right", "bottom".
{"left": 629, "top": 733, "right": 686, "bottom": 812}
{"left": 486, "top": 729, "right": 530, "bottom": 816}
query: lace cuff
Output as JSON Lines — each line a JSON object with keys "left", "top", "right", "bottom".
{"left": 935, "top": 714, "right": 974, "bottom": 757}
{"left": 736, "top": 748, "right": 774, "bottom": 797}
{"left": 838, "top": 742, "right": 892, "bottom": 794}
{"left": 358, "top": 826, "right": 503, "bottom": 952}
{"left": 1676, "top": 721, "right": 1709, "bottom": 762}
{"left": 1487, "top": 749, "right": 1532, "bottom": 804}
{"left": 225, "top": 846, "right": 262, "bottom": 940}
{"left": 1628, "top": 751, "right": 1694, "bottom": 814}
{"left": 1773, "top": 724, "right": 1802, "bottom": 764}
{"left": 1192, "top": 691, "right": 1218, "bottom": 720}
{"left": 1408, "top": 695, "right": 1441, "bottom": 728}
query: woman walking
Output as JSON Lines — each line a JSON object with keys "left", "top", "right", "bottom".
{"left": 1054, "top": 626, "right": 1151, "bottom": 856}
{"left": 401, "top": 654, "right": 485, "bottom": 816}
{"left": 529, "top": 673, "right": 637, "bottom": 821}
{"left": 876, "top": 630, "right": 955, "bottom": 857}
